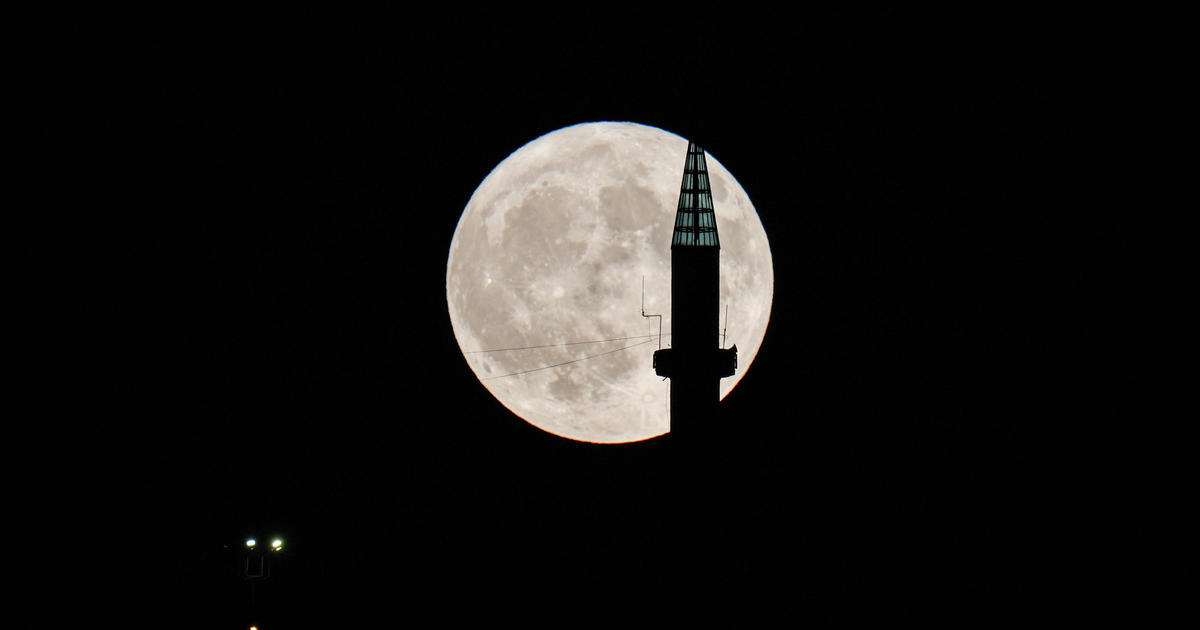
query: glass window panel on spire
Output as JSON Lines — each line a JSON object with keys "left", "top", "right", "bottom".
{"left": 671, "top": 142, "right": 721, "bottom": 249}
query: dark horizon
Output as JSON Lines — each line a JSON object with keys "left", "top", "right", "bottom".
{"left": 70, "top": 12, "right": 1111, "bottom": 625}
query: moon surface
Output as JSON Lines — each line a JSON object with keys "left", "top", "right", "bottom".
{"left": 446, "top": 122, "right": 773, "bottom": 443}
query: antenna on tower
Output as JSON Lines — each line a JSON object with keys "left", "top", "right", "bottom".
{"left": 722, "top": 304, "right": 729, "bottom": 349}
{"left": 641, "top": 275, "right": 663, "bottom": 349}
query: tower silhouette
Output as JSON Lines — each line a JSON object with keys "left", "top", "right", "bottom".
{"left": 654, "top": 142, "right": 737, "bottom": 439}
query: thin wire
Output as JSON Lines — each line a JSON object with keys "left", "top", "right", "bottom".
{"left": 481, "top": 339, "right": 655, "bottom": 380}
{"left": 465, "top": 334, "right": 656, "bottom": 354}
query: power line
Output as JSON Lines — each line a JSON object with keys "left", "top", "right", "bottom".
{"left": 465, "top": 334, "right": 659, "bottom": 354}
{"left": 481, "top": 339, "right": 655, "bottom": 380}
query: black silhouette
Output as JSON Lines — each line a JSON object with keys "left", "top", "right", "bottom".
{"left": 654, "top": 142, "right": 738, "bottom": 440}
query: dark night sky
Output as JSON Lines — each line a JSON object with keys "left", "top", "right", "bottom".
{"left": 71, "top": 11, "right": 1114, "bottom": 625}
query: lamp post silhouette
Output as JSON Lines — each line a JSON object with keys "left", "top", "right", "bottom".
{"left": 240, "top": 536, "right": 284, "bottom": 626}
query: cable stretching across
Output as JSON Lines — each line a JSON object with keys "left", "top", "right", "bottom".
{"left": 480, "top": 339, "right": 655, "bottom": 380}
{"left": 465, "top": 334, "right": 657, "bottom": 354}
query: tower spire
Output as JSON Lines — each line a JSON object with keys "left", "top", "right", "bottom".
{"left": 654, "top": 140, "right": 736, "bottom": 439}
{"left": 671, "top": 142, "right": 720, "bottom": 249}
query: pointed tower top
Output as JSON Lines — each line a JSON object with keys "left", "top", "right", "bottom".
{"left": 671, "top": 142, "right": 720, "bottom": 249}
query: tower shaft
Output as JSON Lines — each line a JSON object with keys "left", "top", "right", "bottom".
{"left": 654, "top": 142, "right": 737, "bottom": 438}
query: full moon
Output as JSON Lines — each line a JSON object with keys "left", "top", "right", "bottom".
{"left": 446, "top": 122, "right": 773, "bottom": 443}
